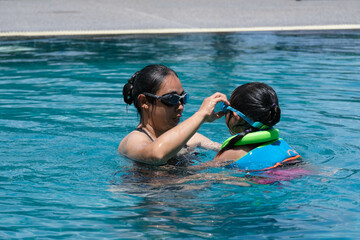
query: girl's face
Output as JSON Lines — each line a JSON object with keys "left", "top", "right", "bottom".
{"left": 149, "top": 74, "right": 185, "bottom": 133}
{"left": 225, "top": 111, "right": 248, "bottom": 135}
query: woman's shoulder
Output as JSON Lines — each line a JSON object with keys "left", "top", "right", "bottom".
{"left": 118, "top": 130, "right": 153, "bottom": 155}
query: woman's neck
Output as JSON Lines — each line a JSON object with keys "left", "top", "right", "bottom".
{"left": 138, "top": 122, "right": 164, "bottom": 139}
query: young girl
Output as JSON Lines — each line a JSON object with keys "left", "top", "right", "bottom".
{"left": 213, "top": 82, "right": 302, "bottom": 171}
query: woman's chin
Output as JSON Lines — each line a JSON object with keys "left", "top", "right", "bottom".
{"left": 172, "top": 117, "right": 180, "bottom": 125}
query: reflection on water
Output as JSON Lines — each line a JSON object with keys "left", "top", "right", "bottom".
{"left": 109, "top": 163, "right": 311, "bottom": 238}
{"left": 1, "top": 31, "right": 360, "bottom": 239}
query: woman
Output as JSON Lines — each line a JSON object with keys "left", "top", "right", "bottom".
{"left": 210, "top": 82, "right": 302, "bottom": 171}
{"left": 119, "top": 64, "right": 228, "bottom": 166}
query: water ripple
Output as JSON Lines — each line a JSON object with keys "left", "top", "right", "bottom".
{"left": 1, "top": 31, "right": 360, "bottom": 239}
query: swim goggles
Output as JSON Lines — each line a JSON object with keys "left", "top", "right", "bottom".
{"left": 220, "top": 102, "right": 268, "bottom": 129}
{"left": 143, "top": 92, "right": 189, "bottom": 106}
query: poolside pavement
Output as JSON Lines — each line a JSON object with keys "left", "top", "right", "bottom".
{"left": 1, "top": 0, "right": 360, "bottom": 37}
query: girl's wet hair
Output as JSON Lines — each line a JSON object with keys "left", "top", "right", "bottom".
{"left": 230, "top": 82, "right": 280, "bottom": 127}
{"left": 123, "top": 64, "right": 178, "bottom": 114}
{"left": 218, "top": 82, "right": 281, "bottom": 155}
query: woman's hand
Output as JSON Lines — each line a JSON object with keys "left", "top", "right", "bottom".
{"left": 197, "top": 92, "right": 229, "bottom": 123}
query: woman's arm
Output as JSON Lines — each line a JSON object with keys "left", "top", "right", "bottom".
{"left": 187, "top": 133, "right": 221, "bottom": 151}
{"left": 119, "top": 93, "right": 228, "bottom": 165}
{"left": 187, "top": 147, "right": 249, "bottom": 171}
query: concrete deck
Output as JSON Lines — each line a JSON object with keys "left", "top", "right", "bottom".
{"left": 1, "top": 0, "right": 360, "bottom": 37}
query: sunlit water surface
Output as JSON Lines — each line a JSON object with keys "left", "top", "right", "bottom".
{"left": 1, "top": 31, "right": 359, "bottom": 239}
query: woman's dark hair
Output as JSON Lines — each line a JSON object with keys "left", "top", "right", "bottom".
{"left": 217, "top": 82, "right": 281, "bottom": 155}
{"left": 123, "top": 64, "right": 178, "bottom": 114}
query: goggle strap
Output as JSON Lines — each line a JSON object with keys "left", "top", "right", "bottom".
{"left": 220, "top": 102, "right": 266, "bottom": 129}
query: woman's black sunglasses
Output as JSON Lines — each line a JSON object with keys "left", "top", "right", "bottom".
{"left": 143, "top": 92, "right": 189, "bottom": 106}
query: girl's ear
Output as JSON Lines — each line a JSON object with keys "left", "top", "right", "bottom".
{"left": 138, "top": 94, "right": 150, "bottom": 110}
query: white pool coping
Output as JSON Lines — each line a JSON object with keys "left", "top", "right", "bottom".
{"left": 1, "top": 0, "right": 360, "bottom": 37}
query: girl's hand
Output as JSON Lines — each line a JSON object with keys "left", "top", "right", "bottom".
{"left": 198, "top": 92, "right": 229, "bottom": 123}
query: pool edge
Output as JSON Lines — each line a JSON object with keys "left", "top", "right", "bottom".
{"left": 1, "top": 24, "right": 360, "bottom": 38}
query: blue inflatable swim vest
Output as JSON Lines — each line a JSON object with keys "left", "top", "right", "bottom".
{"left": 220, "top": 129, "right": 301, "bottom": 171}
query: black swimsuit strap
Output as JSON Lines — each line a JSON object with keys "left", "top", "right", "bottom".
{"left": 135, "top": 127, "right": 154, "bottom": 142}
{"left": 135, "top": 127, "right": 189, "bottom": 148}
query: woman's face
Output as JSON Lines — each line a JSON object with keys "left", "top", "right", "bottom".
{"left": 149, "top": 74, "right": 185, "bottom": 132}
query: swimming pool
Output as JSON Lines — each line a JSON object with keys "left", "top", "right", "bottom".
{"left": 1, "top": 31, "right": 359, "bottom": 239}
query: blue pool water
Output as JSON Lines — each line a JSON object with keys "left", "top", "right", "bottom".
{"left": 1, "top": 31, "right": 359, "bottom": 239}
